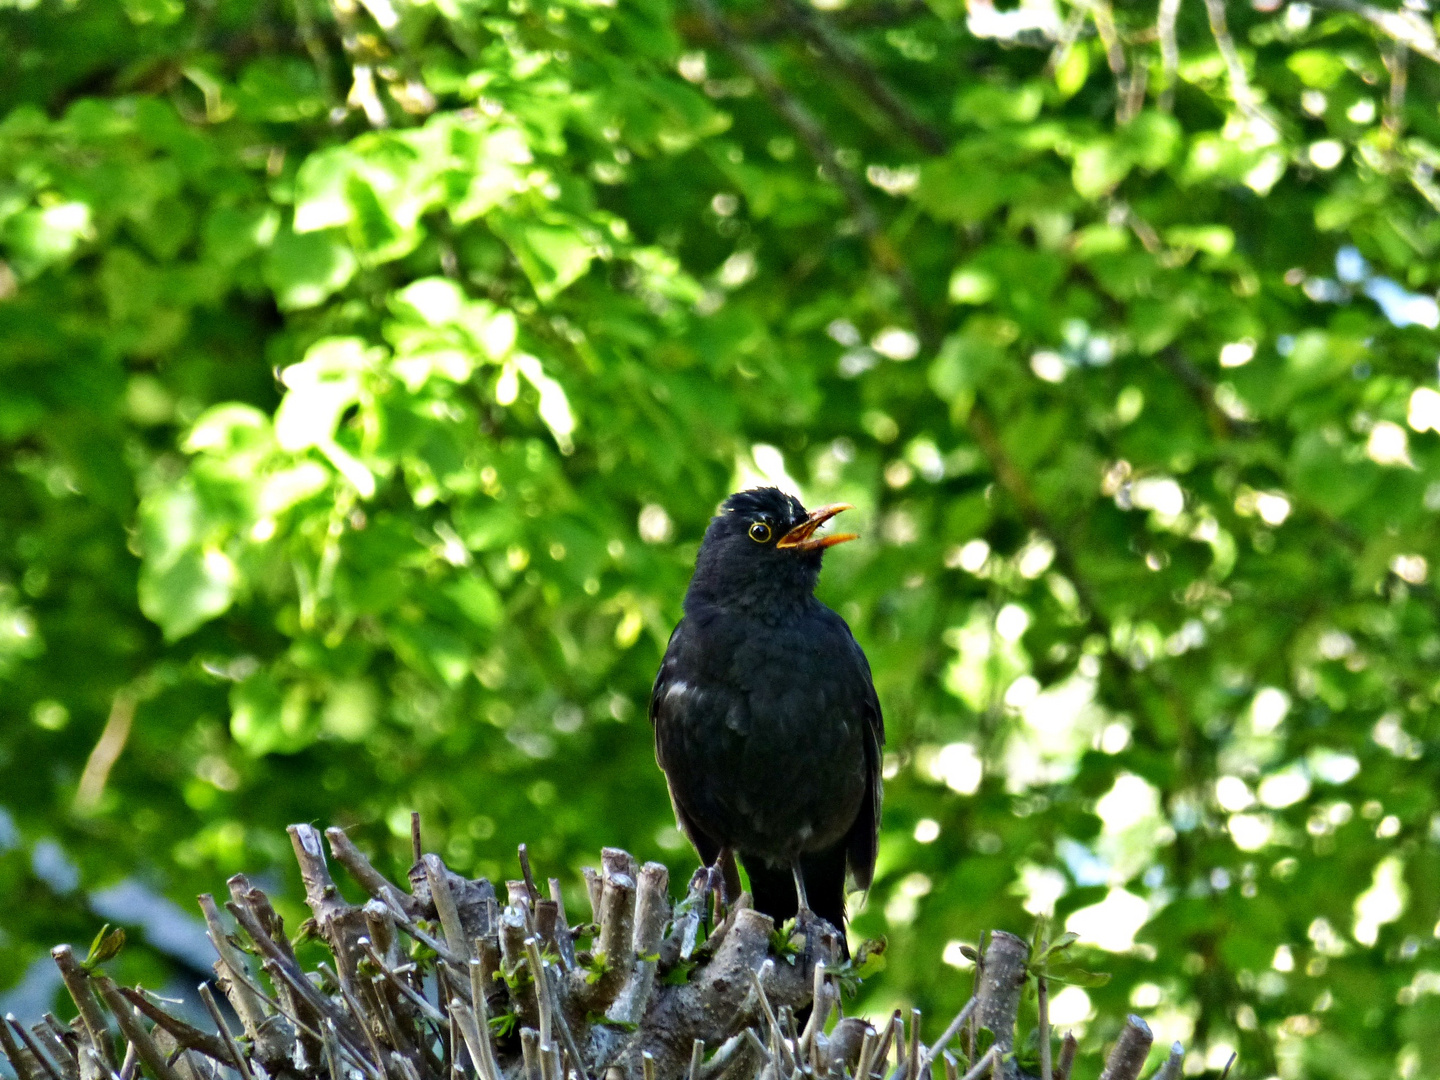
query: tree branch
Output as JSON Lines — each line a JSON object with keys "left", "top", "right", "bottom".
{"left": 775, "top": 0, "right": 945, "bottom": 153}
{"left": 1308, "top": 0, "right": 1440, "bottom": 65}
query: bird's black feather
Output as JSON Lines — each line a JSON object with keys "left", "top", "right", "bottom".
{"left": 650, "top": 487, "right": 884, "bottom": 953}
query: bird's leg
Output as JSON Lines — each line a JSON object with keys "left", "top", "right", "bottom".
{"left": 791, "top": 859, "right": 819, "bottom": 964}
{"left": 791, "top": 861, "right": 811, "bottom": 915}
{"left": 707, "top": 846, "right": 736, "bottom": 923}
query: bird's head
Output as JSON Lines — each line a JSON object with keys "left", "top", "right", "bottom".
{"left": 686, "top": 487, "right": 857, "bottom": 613}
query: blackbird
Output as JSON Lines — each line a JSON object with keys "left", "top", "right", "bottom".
{"left": 649, "top": 487, "right": 884, "bottom": 949}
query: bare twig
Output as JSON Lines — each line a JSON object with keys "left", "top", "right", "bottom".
{"left": 74, "top": 688, "right": 137, "bottom": 812}
{"left": 326, "top": 827, "right": 423, "bottom": 919}
{"left": 1202, "top": 0, "right": 1266, "bottom": 119}
{"left": 1157, "top": 0, "right": 1182, "bottom": 110}
{"left": 358, "top": 938, "right": 445, "bottom": 1023}
{"left": 1057, "top": 1033, "right": 1078, "bottom": 1080}
{"left": 1307, "top": 0, "right": 1440, "bottom": 65}
{"left": 918, "top": 997, "right": 975, "bottom": 1073}
{"left": 115, "top": 990, "right": 230, "bottom": 1065}
{"left": 468, "top": 955, "right": 503, "bottom": 1080}
{"left": 89, "top": 976, "right": 183, "bottom": 1080}
{"left": 425, "top": 855, "right": 475, "bottom": 963}
{"left": 0, "top": 1015, "right": 39, "bottom": 1080}
{"left": 195, "top": 894, "right": 270, "bottom": 1038}
{"left": 197, "top": 984, "right": 254, "bottom": 1080}
{"left": 1384, "top": 42, "right": 1407, "bottom": 134}
{"left": 854, "top": 1025, "right": 878, "bottom": 1080}
{"left": 1037, "top": 977, "right": 1052, "bottom": 1080}
{"left": 6, "top": 1017, "right": 61, "bottom": 1080}
{"left": 1153, "top": 1042, "right": 1185, "bottom": 1080}
{"left": 956, "top": 1047, "right": 997, "bottom": 1080}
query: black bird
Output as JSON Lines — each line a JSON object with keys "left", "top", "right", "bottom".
{"left": 649, "top": 487, "right": 883, "bottom": 949}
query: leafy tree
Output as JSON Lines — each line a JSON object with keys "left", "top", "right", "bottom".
{"left": 3, "top": 0, "right": 1440, "bottom": 1075}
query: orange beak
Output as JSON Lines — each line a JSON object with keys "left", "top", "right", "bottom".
{"left": 775, "top": 503, "right": 858, "bottom": 551}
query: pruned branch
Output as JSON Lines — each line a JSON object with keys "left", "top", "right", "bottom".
{"left": 3, "top": 821, "right": 1199, "bottom": 1080}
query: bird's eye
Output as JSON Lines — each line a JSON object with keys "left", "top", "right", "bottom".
{"left": 748, "top": 521, "right": 772, "bottom": 543}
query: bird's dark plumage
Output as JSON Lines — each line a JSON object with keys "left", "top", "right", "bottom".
{"left": 649, "top": 487, "right": 884, "bottom": 949}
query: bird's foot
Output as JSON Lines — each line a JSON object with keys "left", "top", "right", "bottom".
{"left": 705, "top": 863, "right": 727, "bottom": 923}
{"left": 794, "top": 903, "right": 820, "bottom": 942}
{"left": 706, "top": 850, "right": 736, "bottom": 925}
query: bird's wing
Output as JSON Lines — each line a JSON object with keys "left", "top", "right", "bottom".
{"left": 648, "top": 618, "right": 725, "bottom": 868}
{"left": 843, "top": 628, "right": 885, "bottom": 892}
{"left": 648, "top": 620, "right": 683, "bottom": 731}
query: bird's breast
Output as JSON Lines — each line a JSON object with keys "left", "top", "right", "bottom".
{"left": 656, "top": 608, "right": 869, "bottom": 857}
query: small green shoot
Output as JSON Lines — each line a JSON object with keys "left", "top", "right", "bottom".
{"left": 83, "top": 924, "right": 126, "bottom": 970}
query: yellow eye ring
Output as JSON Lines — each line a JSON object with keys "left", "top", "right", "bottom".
{"left": 748, "top": 521, "right": 772, "bottom": 543}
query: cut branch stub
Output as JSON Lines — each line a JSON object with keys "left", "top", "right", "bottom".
{"left": 975, "top": 930, "right": 1028, "bottom": 1075}
{"left": 1098, "top": 1015, "right": 1154, "bottom": 1080}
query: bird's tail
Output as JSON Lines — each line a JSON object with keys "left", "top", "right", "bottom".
{"left": 743, "top": 845, "right": 850, "bottom": 958}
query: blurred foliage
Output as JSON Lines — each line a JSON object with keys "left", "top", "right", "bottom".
{"left": 3, "top": 0, "right": 1440, "bottom": 1075}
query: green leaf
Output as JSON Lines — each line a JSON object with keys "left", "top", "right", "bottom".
{"left": 490, "top": 217, "right": 595, "bottom": 300}
{"left": 1044, "top": 962, "right": 1112, "bottom": 988}
{"left": 84, "top": 924, "right": 126, "bottom": 968}
{"left": 3, "top": 202, "right": 93, "bottom": 279}
{"left": 142, "top": 547, "right": 237, "bottom": 639}
{"left": 263, "top": 227, "right": 357, "bottom": 310}
{"left": 660, "top": 959, "right": 696, "bottom": 986}
{"left": 1054, "top": 43, "right": 1089, "bottom": 98}
{"left": 488, "top": 1012, "right": 519, "bottom": 1038}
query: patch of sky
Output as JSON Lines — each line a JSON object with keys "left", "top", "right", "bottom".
{"left": 1310, "top": 246, "right": 1440, "bottom": 330}
{"left": 90, "top": 879, "right": 215, "bottom": 971}
{"left": 31, "top": 837, "right": 80, "bottom": 894}
{"left": 0, "top": 806, "right": 16, "bottom": 853}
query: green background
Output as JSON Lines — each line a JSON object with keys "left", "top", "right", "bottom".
{"left": 3, "top": 0, "right": 1440, "bottom": 1075}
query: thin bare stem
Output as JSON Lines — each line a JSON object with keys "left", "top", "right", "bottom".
{"left": 1203, "top": 0, "right": 1267, "bottom": 120}
{"left": 424, "top": 855, "right": 475, "bottom": 963}
{"left": 1057, "top": 1033, "right": 1078, "bottom": 1080}
{"left": 468, "top": 955, "right": 503, "bottom": 1080}
{"left": 1306, "top": 0, "right": 1440, "bottom": 64}
{"left": 1157, "top": 0, "right": 1182, "bottom": 110}
{"left": 325, "top": 827, "right": 422, "bottom": 919}
{"left": 6, "top": 1018, "right": 61, "bottom": 1080}
{"left": 357, "top": 938, "right": 445, "bottom": 1023}
{"left": 115, "top": 990, "right": 230, "bottom": 1064}
{"left": 957, "top": 1048, "right": 996, "bottom": 1080}
{"left": 1037, "top": 977, "right": 1052, "bottom": 1080}
{"left": 918, "top": 998, "right": 976, "bottom": 1073}
{"left": 1153, "top": 1042, "right": 1185, "bottom": 1080}
{"left": 74, "top": 688, "right": 137, "bottom": 812}
{"left": 89, "top": 978, "right": 183, "bottom": 1080}
{"left": 1385, "top": 42, "right": 1408, "bottom": 135}
{"left": 197, "top": 984, "right": 254, "bottom": 1080}
{"left": 0, "top": 1015, "right": 38, "bottom": 1080}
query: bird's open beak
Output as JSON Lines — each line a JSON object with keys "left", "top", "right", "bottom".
{"left": 776, "top": 503, "right": 859, "bottom": 551}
